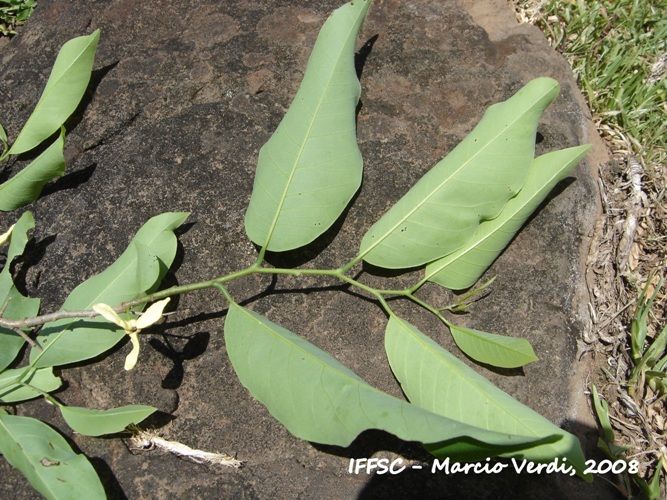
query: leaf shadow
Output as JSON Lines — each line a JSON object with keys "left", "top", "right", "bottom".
{"left": 313, "top": 429, "right": 433, "bottom": 462}
{"left": 239, "top": 272, "right": 388, "bottom": 315}
{"left": 356, "top": 34, "right": 379, "bottom": 81}
{"left": 62, "top": 61, "right": 119, "bottom": 136}
{"left": 542, "top": 176, "right": 576, "bottom": 205}
{"left": 361, "top": 261, "right": 423, "bottom": 279}
{"left": 1, "top": 62, "right": 117, "bottom": 165}
{"left": 0, "top": 156, "right": 17, "bottom": 183}
{"left": 87, "top": 457, "right": 128, "bottom": 500}
{"left": 39, "top": 162, "right": 97, "bottom": 198}
{"left": 148, "top": 331, "right": 210, "bottom": 390}
{"left": 169, "top": 223, "right": 195, "bottom": 279}
{"left": 0, "top": 61, "right": 118, "bottom": 199}
{"left": 10, "top": 234, "right": 57, "bottom": 296}
{"left": 462, "top": 356, "right": 527, "bottom": 378}
{"left": 354, "top": 33, "right": 379, "bottom": 118}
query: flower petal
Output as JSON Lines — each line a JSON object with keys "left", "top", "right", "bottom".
{"left": 136, "top": 298, "right": 170, "bottom": 330}
{"left": 0, "top": 224, "right": 16, "bottom": 246}
{"left": 93, "top": 303, "right": 129, "bottom": 330}
{"left": 124, "top": 332, "right": 141, "bottom": 370}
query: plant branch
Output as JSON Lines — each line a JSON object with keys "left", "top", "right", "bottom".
{"left": 0, "top": 263, "right": 448, "bottom": 336}
{"left": 0, "top": 309, "right": 100, "bottom": 329}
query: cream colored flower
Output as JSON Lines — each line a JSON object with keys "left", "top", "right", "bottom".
{"left": 0, "top": 224, "right": 16, "bottom": 246}
{"left": 93, "top": 298, "right": 171, "bottom": 370}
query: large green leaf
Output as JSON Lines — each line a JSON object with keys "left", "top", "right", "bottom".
{"left": 359, "top": 78, "right": 561, "bottom": 269}
{"left": 448, "top": 322, "right": 538, "bottom": 368}
{"left": 384, "top": 315, "right": 590, "bottom": 479}
{"left": 8, "top": 30, "right": 100, "bottom": 155}
{"left": 30, "top": 212, "right": 188, "bottom": 368}
{"left": 0, "top": 128, "right": 65, "bottom": 211}
{"left": 224, "top": 302, "right": 548, "bottom": 452}
{"left": 244, "top": 0, "right": 370, "bottom": 251}
{"left": 425, "top": 145, "right": 590, "bottom": 289}
{"left": 0, "top": 367, "right": 62, "bottom": 403}
{"left": 60, "top": 404, "right": 156, "bottom": 437}
{"left": 0, "top": 211, "right": 40, "bottom": 370}
{"left": 0, "top": 411, "right": 105, "bottom": 499}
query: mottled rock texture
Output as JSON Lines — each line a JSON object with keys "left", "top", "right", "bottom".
{"left": 0, "top": 0, "right": 616, "bottom": 497}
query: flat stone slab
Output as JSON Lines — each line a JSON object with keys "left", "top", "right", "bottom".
{"left": 1, "top": 0, "right": 616, "bottom": 497}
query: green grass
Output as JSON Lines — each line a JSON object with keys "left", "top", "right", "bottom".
{"left": 0, "top": 0, "right": 36, "bottom": 36}
{"left": 522, "top": 0, "right": 666, "bottom": 169}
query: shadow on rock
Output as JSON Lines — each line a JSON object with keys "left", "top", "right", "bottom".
{"left": 149, "top": 331, "right": 210, "bottom": 389}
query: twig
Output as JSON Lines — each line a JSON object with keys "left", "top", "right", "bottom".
{"left": 10, "top": 327, "right": 41, "bottom": 351}
{"left": 0, "top": 308, "right": 101, "bottom": 330}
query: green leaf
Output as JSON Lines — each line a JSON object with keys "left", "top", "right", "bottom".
{"left": 0, "top": 367, "right": 62, "bottom": 403}
{"left": 636, "top": 458, "right": 663, "bottom": 500}
{"left": 384, "top": 315, "right": 590, "bottom": 479}
{"left": 244, "top": 0, "right": 370, "bottom": 251}
{"left": 8, "top": 30, "right": 100, "bottom": 155}
{"left": 224, "top": 302, "right": 546, "bottom": 453}
{"left": 653, "top": 355, "right": 667, "bottom": 372}
{"left": 590, "top": 385, "right": 615, "bottom": 443}
{"left": 632, "top": 277, "right": 664, "bottom": 366}
{"left": 0, "top": 127, "right": 66, "bottom": 211}
{"left": 425, "top": 145, "right": 590, "bottom": 289}
{"left": 447, "top": 322, "right": 538, "bottom": 368}
{"left": 359, "top": 78, "right": 561, "bottom": 269}
{"left": 0, "top": 411, "right": 106, "bottom": 499}
{"left": 643, "top": 323, "right": 667, "bottom": 369}
{"left": 0, "top": 211, "right": 40, "bottom": 370}
{"left": 30, "top": 212, "right": 188, "bottom": 368}
{"left": 60, "top": 404, "right": 156, "bottom": 437}
{"left": 590, "top": 384, "right": 629, "bottom": 457}
{"left": 646, "top": 370, "right": 667, "bottom": 394}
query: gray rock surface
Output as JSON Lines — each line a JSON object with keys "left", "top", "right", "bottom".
{"left": 0, "top": 0, "right": 618, "bottom": 497}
